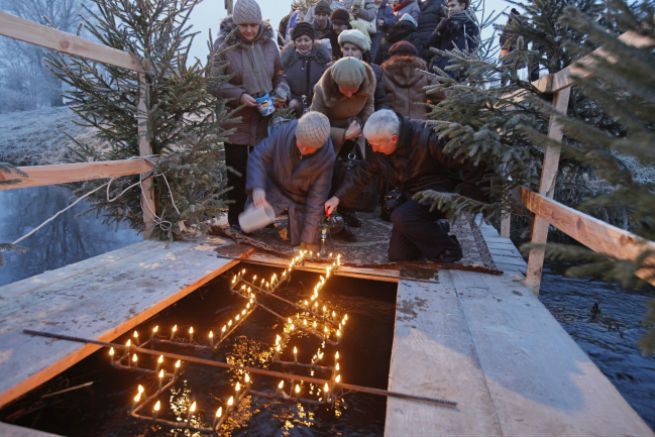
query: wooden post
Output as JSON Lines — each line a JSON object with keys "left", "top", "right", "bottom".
{"left": 525, "top": 86, "right": 572, "bottom": 294}
{"left": 138, "top": 71, "right": 156, "bottom": 238}
{"left": 500, "top": 213, "right": 511, "bottom": 238}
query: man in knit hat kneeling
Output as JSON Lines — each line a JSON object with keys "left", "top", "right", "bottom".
{"left": 246, "top": 112, "right": 336, "bottom": 250}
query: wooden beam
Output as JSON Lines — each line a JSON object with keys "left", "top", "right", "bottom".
{"left": 525, "top": 87, "right": 571, "bottom": 294}
{"left": 137, "top": 72, "right": 156, "bottom": 238}
{"left": 0, "top": 159, "right": 154, "bottom": 190}
{"left": 0, "top": 11, "right": 143, "bottom": 72}
{"left": 521, "top": 188, "right": 655, "bottom": 286}
{"left": 532, "top": 31, "right": 655, "bottom": 93}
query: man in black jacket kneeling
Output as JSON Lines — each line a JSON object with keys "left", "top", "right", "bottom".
{"left": 324, "top": 109, "right": 487, "bottom": 262}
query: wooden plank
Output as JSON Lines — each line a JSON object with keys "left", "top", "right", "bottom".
{"left": 525, "top": 87, "right": 571, "bottom": 294}
{"left": 447, "top": 268, "right": 653, "bottom": 436}
{"left": 0, "top": 12, "right": 143, "bottom": 72}
{"left": 533, "top": 31, "right": 655, "bottom": 93}
{"left": 522, "top": 188, "right": 655, "bottom": 286}
{"left": 0, "top": 238, "right": 245, "bottom": 409}
{"left": 0, "top": 159, "right": 154, "bottom": 190}
{"left": 244, "top": 252, "right": 401, "bottom": 283}
{"left": 137, "top": 73, "right": 156, "bottom": 238}
{"left": 0, "top": 422, "right": 61, "bottom": 437}
{"left": 385, "top": 278, "right": 504, "bottom": 437}
{"left": 500, "top": 212, "right": 511, "bottom": 238}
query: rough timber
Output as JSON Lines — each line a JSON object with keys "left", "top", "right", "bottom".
{"left": 0, "top": 224, "right": 651, "bottom": 436}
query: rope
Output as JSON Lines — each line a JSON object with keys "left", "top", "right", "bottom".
{"left": 11, "top": 156, "right": 185, "bottom": 244}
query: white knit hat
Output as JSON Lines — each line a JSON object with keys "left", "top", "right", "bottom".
{"left": 338, "top": 28, "right": 371, "bottom": 53}
{"left": 233, "top": 0, "right": 262, "bottom": 25}
{"left": 296, "top": 112, "right": 331, "bottom": 149}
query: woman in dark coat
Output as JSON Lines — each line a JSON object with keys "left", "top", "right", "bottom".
{"left": 247, "top": 112, "right": 335, "bottom": 249}
{"left": 370, "top": 0, "right": 397, "bottom": 63}
{"left": 281, "top": 22, "right": 332, "bottom": 115}
{"left": 408, "top": 0, "right": 446, "bottom": 61}
{"left": 208, "top": 0, "right": 289, "bottom": 227}
{"left": 327, "top": 8, "right": 352, "bottom": 60}
{"left": 375, "top": 12, "right": 417, "bottom": 64}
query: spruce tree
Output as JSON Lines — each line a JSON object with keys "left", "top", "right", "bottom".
{"left": 49, "top": 0, "right": 233, "bottom": 238}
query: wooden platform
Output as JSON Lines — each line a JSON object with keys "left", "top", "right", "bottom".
{"left": 0, "top": 237, "right": 245, "bottom": 409}
{"left": 384, "top": 221, "right": 653, "bottom": 436}
{"left": 0, "top": 222, "right": 651, "bottom": 436}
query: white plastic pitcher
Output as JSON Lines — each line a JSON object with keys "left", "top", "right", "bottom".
{"left": 238, "top": 204, "right": 276, "bottom": 233}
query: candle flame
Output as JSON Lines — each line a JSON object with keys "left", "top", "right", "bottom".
{"left": 158, "top": 354, "right": 164, "bottom": 364}
{"left": 323, "top": 382, "right": 330, "bottom": 393}
{"left": 295, "top": 384, "right": 301, "bottom": 394}
{"left": 335, "top": 374, "right": 342, "bottom": 383}
{"left": 216, "top": 406, "right": 223, "bottom": 418}
{"left": 293, "top": 346, "right": 298, "bottom": 355}
{"left": 189, "top": 326, "right": 194, "bottom": 335}
{"left": 336, "top": 362, "right": 341, "bottom": 371}
{"left": 227, "top": 396, "right": 234, "bottom": 407}
{"left": 241, "top": 309, "right": 246, "bottom": 316}
{"left": 153, "top": 400, "right": 161, "bottom": 412}
{"left": 126, "top": 339, "right": 132, "bottom": 348}
{"left": 132, "top": 353, "right": 138, "bottom": 363}
{"left": 153, "top": 325, "right": 159, "bottom": 334}
{"left": 134, "top": 392, "right": 142, "bottom": 402}
{"left": 138, "top": 384, "right": 145, "bottom": 394}
{"left": 209, "top": 330, "right": 214, "bottom": 339}
{"left": 175, "top": 359, "right": 181, "bottom": 369}
{"left": 241, "top": 268, "right": 246, "bottom": 274}
{"left": 332, "top": 311, "right": 336, "bottom": 318}
{"left": 290, "top": 323, "right": 295, "bottom": 331}
{"left": 221, "top": 325, "right": 227, "bottom": 333}
{"left": 158, "top": 369, "right": 164, "bottom": 379}
{"left": 190, "top": 401, "right": 197, "bottom": 413}
{"left": 109, "top": 347, "right": 115, "bottom": 357}
{"left": 228, "top": 319, "right": 233, "bottom": 327}
{"left": 252, "top": 274, "right": 257, "bottom": 281}
{"left": 278, "top": 380, "right": 284, "bottom": 390}
{"left": 172, "top": 324, "right": 178, "bottom": 334}
{"left": 335, "top": 351, "right": 340, "bottom": 360}
{"left": 336, "top": 329, "right": 342, "bottom": 338}
{"left": 235, "top": 314, "right": 240, "bottom": 321}
{"left": 235, "top": 382, "right": 241, "bottom": 392}
{"left": 244, "top": 373, "right": 251, "bottom": 384}
{"left": 133, "top": 330, "right": 139, "bottom": 339}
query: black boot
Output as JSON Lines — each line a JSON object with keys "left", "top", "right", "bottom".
{"left": 437, "top": 235, "right": 463, "bottom": 263}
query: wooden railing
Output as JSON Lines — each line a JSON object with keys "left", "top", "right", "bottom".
{"left": 517, "top": 30, "right": 655, "bottom": 292}
{"left": 0, "top": 11, "right": 156, "bottom": 237}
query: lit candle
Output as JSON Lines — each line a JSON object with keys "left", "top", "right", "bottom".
{"left": 209, "top": 330, "right": 214, "bottom": 347}
{"left": 275, "top": 334, "right": 281, "bottom": 345}
{"left": 188, "top": 400, "right": 197, "bottom": 422}
{"left": 241, "top": 308, "right": 246, "bottom": 316}
{"left": 188, "top": 326, "right": 194, "bottom": 343}
{"left": 213, "top": 406, "right": 223, "bottom": 427}
{"left": 152, "top": 325, "right": 160, "bottom": 339}
{"left": 156, "top": 354, "right": 164, "bottom": 371}
{"left": 241, "top": 268, "right": 246, "bottom": 275}
{"left": 252, "top": 274, "right": 257, "bottom": 281}
{"left": 335, "top": 351, "right": 340, "bottom": 361}
{"left": 293, "top": 346, "right": 298, "bottom": 362}
{"left": 235, "top": 381, "right": 241, "bottom": 393}
{"left": 244, "top": 373, "right": 251, "bottom": 384}
{"left": 132, "top": 353, "right": 138, "bottom": 367}
{"left": 227, "top": 396, "right": 234, "bottom": 408}
{"left": 109, "top": 347, "right": 115, "bottom": 361}
{"left": 295, "top": 384, "right": 301, "bottom": 396}
{"left": 332, "top": 311, "right": 336, "bottom": 319}
{"left": 134, "top": 384, "right": 144, "bottom": 403}
{"left": 171, "top": 324, "right": 178, "bottom": 339}
{"left": 336, "top": 362, "right": 340, "bottom": 372}
{"left": 221, "top": 325, "right": 227, "bottom": 336}
{"left": 336, "top": 329, "right": 342, "bottom": 338}
{"left": 277, "top": 380, "right": 285, "bottom": 391}
{"left": 228, "top": 319, "right": 233, "bottom": 327}
{"left": 153, "top": 400, "right": 161, "bottom": 418}
{"left": 133, "top": 330, "right": 139, "bottom": 345}
{"left": 174, "top": 359, "right": 181, "bottom": 375}
{"left": 235, "top": 313, "right": 240, "bottom": 321}
{"left": 335, "top": 374, "right": 342, "bottom": 384}
{"left": 323, "top": 382, "right": 330, "bottom": 393}
{"left": 158, "top": 368, "right": 165, "bottom": 388}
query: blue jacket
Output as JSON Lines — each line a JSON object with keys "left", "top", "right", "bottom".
{"left": 246, "top": 120, "right": 336, "bottom": 244}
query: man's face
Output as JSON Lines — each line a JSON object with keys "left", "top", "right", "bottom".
{"left": 367, "top": 133, "right": 398, "bottom": 155}
{"left": 315, "top": 13, "right": 329, "bottom": 28}
{"left": 448, "top": 0, "right": 465, "bottom": 14}
{"left": 296, "top": 141, "right": 320, "bottom": 156}
{"left": 238, "top": 23, "right": 260, "bottom": 42}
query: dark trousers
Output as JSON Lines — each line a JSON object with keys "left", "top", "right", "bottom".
{"left": 388, "top": 199, "right": 456, "bottom": 262}
{"left": 224, "top": 143, "right": 250, "bottom": 226}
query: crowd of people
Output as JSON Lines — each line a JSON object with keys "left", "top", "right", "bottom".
{"left": 208, "top": 0, "right": 487, "bottom": 263}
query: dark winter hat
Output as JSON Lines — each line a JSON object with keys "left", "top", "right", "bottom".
{"left": 292, "top": 22, "right": 316, "bottom": 41}
{"left": 296, "top": 112, "right": 331, "bottom": 149}
{"left": 233, "top": 0, "right": 262, "bottom": 25}
{"left": 314, "top": 0, "right": 332, "bottom": 16}
{"left": 331, "top": 8, "right": 351, "bottom": 25}
{"left": 389, "top": 40, "right": 418, "bottom": 57}
{"left": 331, "top": 57, "right": 366, "bottom": 89}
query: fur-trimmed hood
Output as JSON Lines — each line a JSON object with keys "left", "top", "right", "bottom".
{"left": 315, "top": 61, "right": 377, "bottom": 108}
{"left": 215, "top": 16, "right": 275, "bottom": 48}
{"left": 382, "top": 55, "right": 428, "bottom": 88}
{"left": 280, "top": 42, "right": 332, "bottom": 69}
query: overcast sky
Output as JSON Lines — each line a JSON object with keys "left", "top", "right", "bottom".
{"left": 187, "top": 0, "right": 512, "bottom": 62}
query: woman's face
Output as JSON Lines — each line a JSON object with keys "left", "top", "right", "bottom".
{"left": 338, "top": 85, "right": 359, "bottom": 98}
{"left": 341, "top": 43, "right": 363, "bottom": 60}
{"left": 238, "top": 23, "right": 260, "bottom": 42}
{"left": 333, "top": 22, "right": 348, "bottom": 35}
{"left": 294, "top": 35, "right": 314, "bottom": 55}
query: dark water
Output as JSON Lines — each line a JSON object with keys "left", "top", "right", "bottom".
{"left": 0, "top": 264, "right": 397, "bottom": 436}
{"left": 540, "top": 270, "right": 655, "bottom": 429}
{"left": 0, "top": 186, "right": 140, "bottom": 286}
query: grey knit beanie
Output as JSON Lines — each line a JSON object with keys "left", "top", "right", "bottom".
{"left": 296, "top": 112, "right": 331, "bottom": 149}
{"left": 330, "top": 57, "right": 366, "bottom": 89}
{"left": 338, "top": 29, "right": 371, "bottom": 53}
{"left": 233, "top": 0, "right": 262, "bottom": 25}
